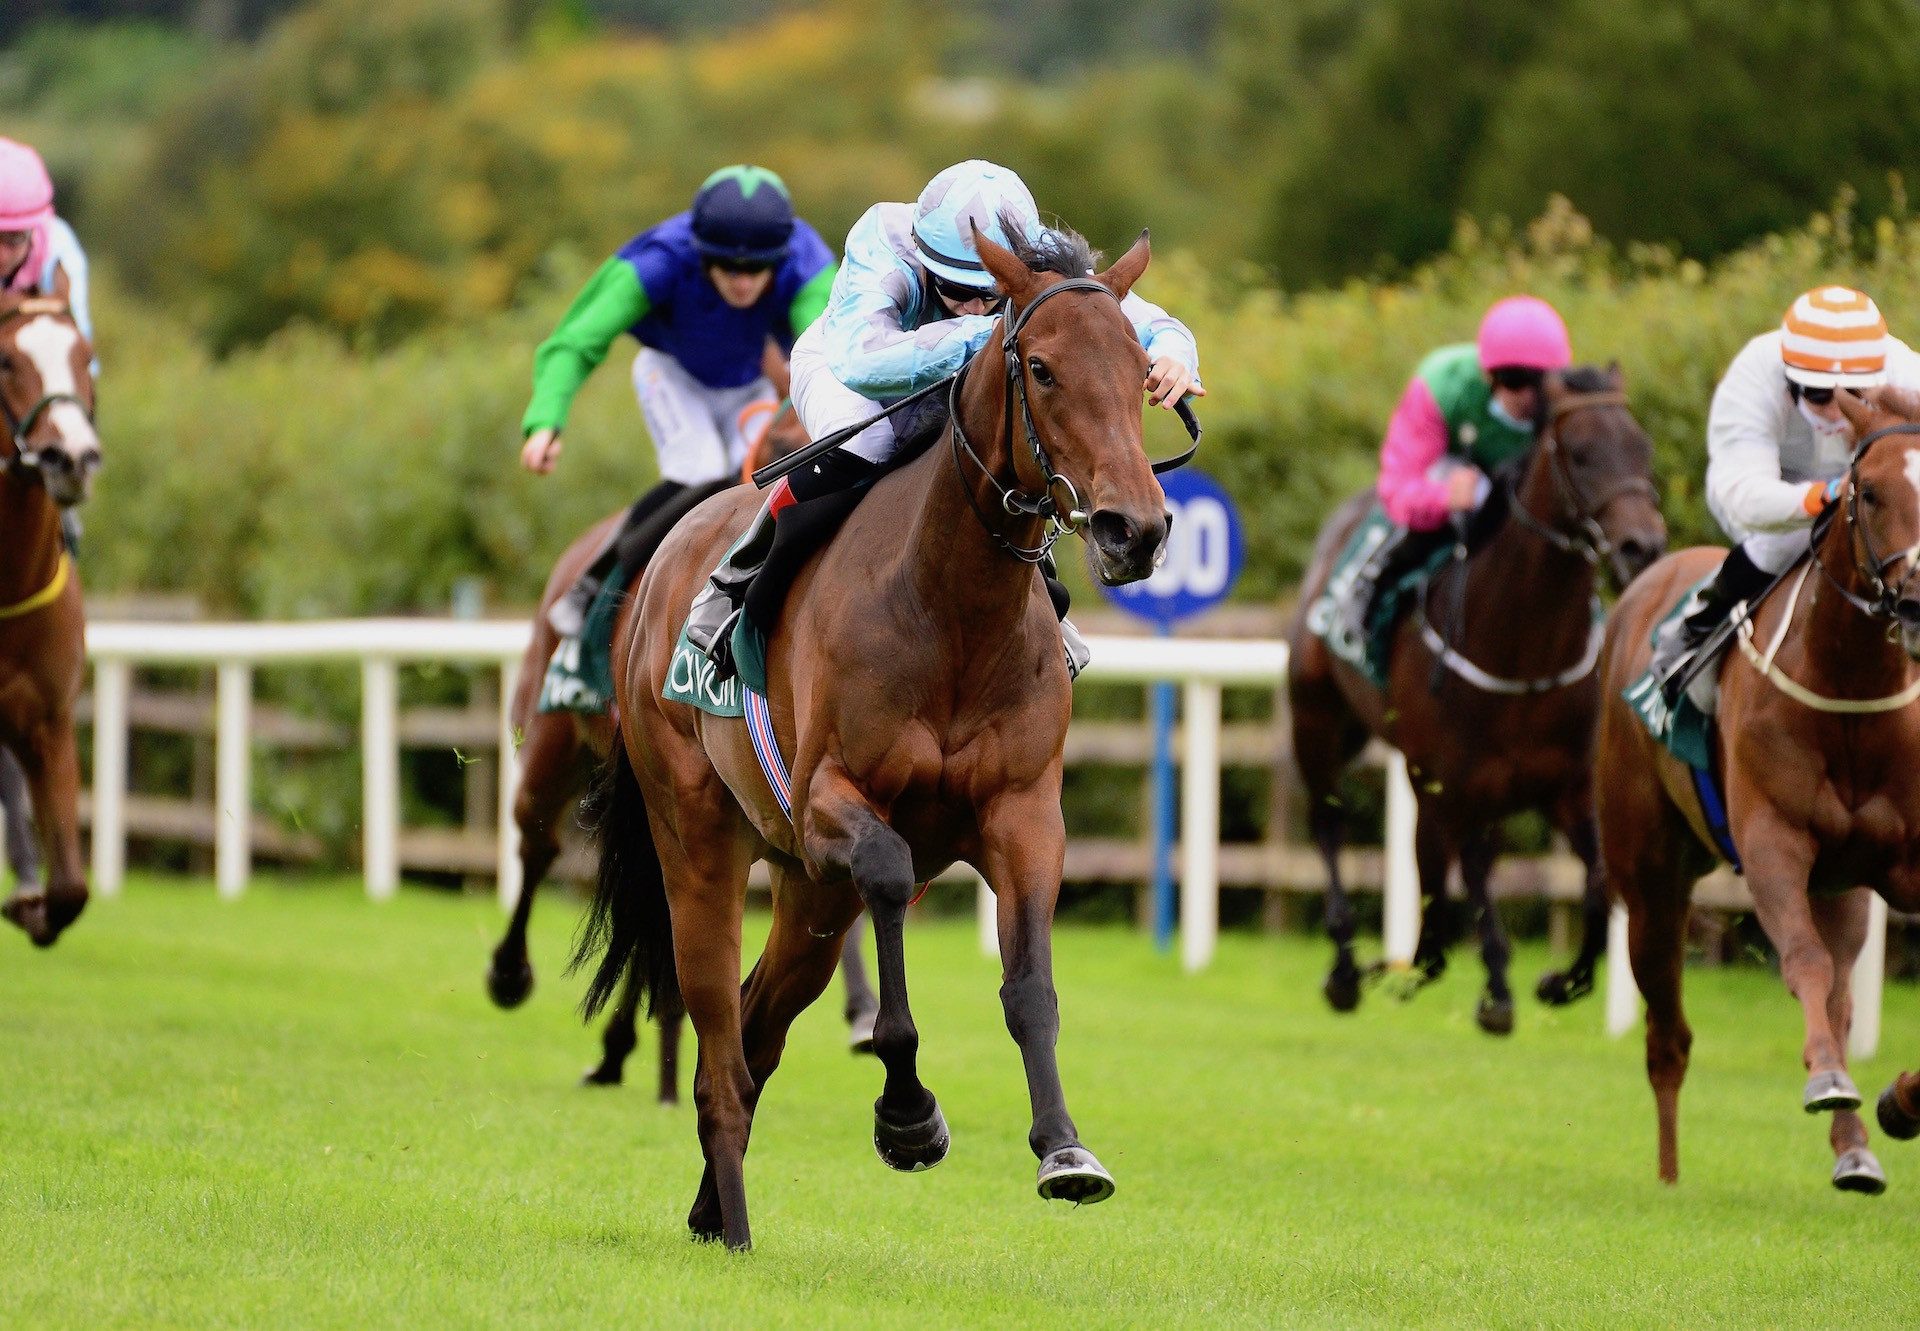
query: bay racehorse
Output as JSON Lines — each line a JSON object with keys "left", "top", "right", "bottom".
{"left": 0, "top": 296, "right": 101, "bottom": 946}
{"left": 1597, "top": 384, "right": 1920, "bottom": 1193}
{"left": 1289, "top": 368, "right": 1665, "bottom": 1032}
{"left": 485, "top": 407, "right": 879, "bottom": 1099}
{"left": 576, "top": 226, "right": 1174, "bottom": 1249}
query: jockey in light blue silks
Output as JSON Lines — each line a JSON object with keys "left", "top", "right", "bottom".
{"left": 683, "top": 159, "right": 1203, "bottom": 674}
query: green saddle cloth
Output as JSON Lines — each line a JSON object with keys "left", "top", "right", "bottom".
{"left": 1305, "top": 504, "right": 1455, "bottom": 687}
{"left": 536, "top": 566, "right": 635, "bottom": 716}
{"left": 1622, "top": 571, "right": 1715, "bottom": 771}
{"left": 658, "top": 525, "right": 771, "bottom": 719}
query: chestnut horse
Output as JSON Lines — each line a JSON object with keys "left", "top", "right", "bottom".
{"left": 576, "top": 227, "right": 1173, "bottom": 1250}
{"left": 1290, "top": 369, "right": 1664, "bottom": 1032}
{"left": 485, "top": 408, "right": 878, "bottom": 1099}
{"left": 1597, "top": 385, "right": 1920, "bottom": 1194}
{"left": 0, "top": 297, "right": 101, "bottom": 947}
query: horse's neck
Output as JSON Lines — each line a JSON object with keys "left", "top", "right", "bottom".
{"left": 1449, "top": 469, "right": 1596, "bottom": 674}
{"left": 895, "top": 356, "right": 1048, "bottom": 646}
{"left": 0, "top": 471, "right": 61, "bottom": 604}
{"left": 1781, "top": 520, "right": 1918, "bottom": 700}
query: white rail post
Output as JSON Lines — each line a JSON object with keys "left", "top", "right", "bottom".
{"left": 1606, "top": 904, "right": 1637, "bottom": 1036}
{"left": 976, "top": 873, "right": 999, "bottom": 959}
{"left": 90, "top": 657, "right": 131, "bottom": 897}
{"left": 214, "top": 660, "right": 252, "bottom": 899}
{"left": 1383, "top": 751, "right": 1419, "bottom": 966}
{"left": 361, "top": 656, "right": 400, "bottom": 901}
{"left": 1180, "top": 679, "right": 1222, "bottom": 973}
{"left": 1851, "top": 892, "right": 1888, "bottom": 1059}
{"left": 496, "top": 660, "right": 522, "bottom": 912}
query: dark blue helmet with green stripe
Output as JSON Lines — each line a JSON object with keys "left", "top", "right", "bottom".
{"left": 691, "top": 165, "right": 796, "bottom": 266}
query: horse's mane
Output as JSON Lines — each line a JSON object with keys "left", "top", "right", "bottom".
{"left": 1003, "top": 215, "right": 1101, "bottom": 279}
{"left": 1560, "top": 365, "right": 1614, "bottom": 394}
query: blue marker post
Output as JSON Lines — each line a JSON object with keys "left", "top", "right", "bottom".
{"left": 1093, "top": 470, "right": 1245, "bottom": 957}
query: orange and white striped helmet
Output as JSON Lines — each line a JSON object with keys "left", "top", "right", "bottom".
{"left": 1780, "top": 286, "right": 1890, "bottom": 388}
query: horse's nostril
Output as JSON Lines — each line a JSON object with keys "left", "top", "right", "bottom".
{"left": 1090, "top": 510, "right": 1136, "bottom": 553}
{"left": 1898, "top": 598, "right": 1920, "bottom": 628}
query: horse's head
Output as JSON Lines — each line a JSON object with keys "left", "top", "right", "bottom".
{"left": 0, "top": 296, "right": 100, "bottom": 507}
{"left": 975, "top": 228, "right": 1168, "bottom": 585}
{"left": 1834, "top": 386, "right": 1920, "bottom": 657}
{"left": 1527, "top": 366, "right": 1666, "bottom": 589}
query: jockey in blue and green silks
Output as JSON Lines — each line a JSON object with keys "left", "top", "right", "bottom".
{"left": 682, "top": 158, "right": 1203, "bottom": 676}
{"left": 519, "top": 165, "right": 839, "bottom": 636}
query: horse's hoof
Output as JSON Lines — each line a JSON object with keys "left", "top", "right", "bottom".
{"left": 847, "top": 1008, "right": 877, "bottom": 1054}
{"left": 580, "top": 1062, "right": 624, "bottom": 1088}
{"left": 1036, "top": 1145, "right": 1116, "bottom": 1205}
{"left": 1804, "top": 1069, "right": 1862, "bottom": 1114}
{"left": 1832, "top": 1147, "right": 1887, "bottom": 1195}
{"left": 2, "top": 889, "right": 47, "bottom": 942}
{"left": 1535, "top": 968, "right": 1594, "bottom": 1006}
{"left": 1877, "top": 1085, "right": 1920, "bottom": 1141}
{"left": 873, "top": 1099, "right": 949, "bottom": 1172}
{"left": 1476, "top": 993, "right": 1515, "bottom": 1036}
{"left": 485, "top": 957, "right": 534, "bottom": 1009}
{"left": 41, "top": 890, "right": 85, "bottom": 943}
{"left": 1322, "top": 966, "right": 1362, "bottom": 1013}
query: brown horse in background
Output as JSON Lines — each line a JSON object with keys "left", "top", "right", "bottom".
{"left": 0, "top": 297, "right": 101, "bottom": 947}
{"left": 485, "top": 406, "right": 878, "bottom": 1099}
{"left": 577, "top": 227, "right": 1172, "bottom": 1249}
{"left": 1289, "top": 369, "right": 1664, "bottom": 1033}
{"left": 1597, "top": 386, "right": 1920, "bottom": 1194}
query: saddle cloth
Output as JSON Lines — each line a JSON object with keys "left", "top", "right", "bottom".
{"left": 1304, "top": 502, "right": 1454, "bottom": 686}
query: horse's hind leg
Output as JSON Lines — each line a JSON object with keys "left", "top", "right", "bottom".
{"left": 487, "top": 712, "right": 582, "bottom": 1008}
{"left": 1538, "top": 795, "right": 1607, "bottom": 1006}
{"left": 1289, "top": 662, "right": 1370, "bottom": 1011}
{"left": 582, "top": 957, "right": 642, "bottom": 1087}
{"left": 655, "top": 989, "right": 684, "bottom": 1105}
{"left": 840, "top": 913, "right": 879, "bottom": 1053}
{"left": 1458, "top": 825, "right": 1514, "bottom": 1035}
{"left": 1812, "top": 889, "right": 1885, "bottom": 1194}
{"left": 1880, "top": 1070, "right": 1920, "bottom": 1141}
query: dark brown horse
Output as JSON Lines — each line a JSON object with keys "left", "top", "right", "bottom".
{"left": 1597, "top": 385, "right": 1920, "bottom": 1194}
{"left": 0, "top": 296, "right": 101, "bottom": 946}
{"left": 576, "top": 227, "right": 1171, "bottom": 1249}
{"left": 1290, "top": 369, "right": 1665, "bottom": 1032}
{"left": 485, "top": 406, "right": 878, "bottom": 1099}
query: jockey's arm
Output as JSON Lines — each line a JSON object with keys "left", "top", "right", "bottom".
{"left": 1705, "top": 337, "right": 1823, "bottom": 535}
{"left": 823, "top": 278, "right": 994, "bottom": 399}
{"left": 1377, "top": 375, "right": 1461, "bottom": 532}
{"left": 1118, "top": 290, "right": 1203, "bottom": 407}
{"left": 520, "top": 256, "right": 651, "bottom": 439}
{"left": 44, "top": 219, "right": 96, "bottom": 370}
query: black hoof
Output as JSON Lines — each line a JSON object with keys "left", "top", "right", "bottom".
{"left": 1804, "top": 1069, "right": 1862, "bottom": 1114}
{"left": 1878, "top": 1085, "right": 1920, "bottom": 1141}
{"left": 1833, "top": 1147, "right": 1887, "bottom": 1195}
{"left": 1476, "top": 993, "right": 1515, "bottom": 1036}
{"left": 580, "top": 1061, "right": 625, "bottom": 1087}
{"left": 873, "top": 1099, "right": 949, "bottom": 1172}
{"left": 41, "top": 890, "right": 85, "bottom": 943}
{"left": 1323, "top": 963, "right": 1362, "bottom": 1013}
{"left": 2, "top": 890, "right": 48, "bottom": 944}
{"left": 1535, "top": 968, "right": 1594, "bottom": 1006}
{"left": 1036, "top": 1145, "right": 1116, "bottom": 1204}
{"left": 485, "top": 956, "right": 535, "bottom": 1009}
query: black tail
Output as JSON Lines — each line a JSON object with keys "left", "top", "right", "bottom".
{"left": 569, "top": 741, "right": 679, "bottom": 1021}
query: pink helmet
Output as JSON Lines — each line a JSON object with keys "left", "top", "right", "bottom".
{"left": 1477, "top": 296, "right": 1572, "bottom": 373}
{"left": 0, "top": 138, "right": 54, "bottom": 233}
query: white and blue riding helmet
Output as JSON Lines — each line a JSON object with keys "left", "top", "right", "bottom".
{"left": 912, "top": 160, "right": 1041, "bottom": 291}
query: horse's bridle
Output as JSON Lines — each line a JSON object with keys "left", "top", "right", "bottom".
{"left": 1809, "top": 420, "right": 1920, "bottom": 624}
{"left": 0, "top": 299, "right": 92, "bottom": 479}
{"left": 1503, "top": 389, "right": 1657, "bottom": 565}
{"left": 949, "top": 276, "right": 1202, "bottom": 563}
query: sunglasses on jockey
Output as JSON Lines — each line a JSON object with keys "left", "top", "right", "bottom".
{"left": 1790, "top": 383, "right": 1842, "bottom": 407}
{"left": 707, "top": 256, "right": 775, "bottom": 276}
{"left": 1488, "top": 366, "right": 1546, "bottom": 392}
{"left": 930, "top": 270, "right": 1003, "bottom": 309}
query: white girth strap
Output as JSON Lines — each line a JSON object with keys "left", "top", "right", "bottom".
{"left": 1734, "top": 562, "right": 1920, "bottom": 713}
{"left": 1417, "top": 598, "right": 1606, "bottom": 695}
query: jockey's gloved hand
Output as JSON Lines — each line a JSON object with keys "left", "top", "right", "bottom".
{"left": 1803, "top": 476, "right": 1845, "bottom": 516}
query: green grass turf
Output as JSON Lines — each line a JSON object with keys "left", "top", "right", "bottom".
{"left": 1, "top": 880, "right": 1917, "bottom": 1329}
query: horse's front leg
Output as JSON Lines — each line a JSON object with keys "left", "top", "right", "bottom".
{"left": 980, "top": 788, "right": 1114, "bottom": 1204}
{"left": 1812, "top": 889, "right": 1885, "bottom": 1193}
{"left": 1740, "top": 823, "right": 1855, "bottom": 1113}
{"left": 804, "top": 775, "right": 946, "bottom": 1172}
{"left": 11, "top": 718, "right": 86, "bottom": 946}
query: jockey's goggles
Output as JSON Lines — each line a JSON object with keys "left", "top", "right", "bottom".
{"left": 931, "top": 271, "right": 1002, "bottom": 308}
{"left": 1489, "top": 366, "right": 1545, "bottom": 392}
{"left": 1791, "top": 383, "right": 1838, "bottom": 407}
{"left": 707, "top": 256, "right": 775, "bottom": 275}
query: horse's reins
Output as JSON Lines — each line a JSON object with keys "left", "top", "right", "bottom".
{"left": 752, "top": 276, "right": 1202, "bottom": 563}
{"left": 1423, "top": 388, "right": 1647, "bottom": 694}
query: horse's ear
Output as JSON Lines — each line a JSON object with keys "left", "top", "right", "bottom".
{"left": 971, "top": 223, "right": 1040, "bottom": 308}
{"left": 1607, "top": 359, "right": 1625, "bottom": 390}
{"left": 1097, "top": 230, "right": 1151, "bottom": 300}
{"left": 1835, "top": 386, "right": 1876, "bottom": 433}
{"left": 1870, "top": 384, "right": 1920, "bottom": 421}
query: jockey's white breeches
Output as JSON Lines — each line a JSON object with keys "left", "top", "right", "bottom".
{"left": 789, "top": 321, "right": 898, "bottom": 465}
{"left": 631, "top": 348, "right": 777, "bottom": 486}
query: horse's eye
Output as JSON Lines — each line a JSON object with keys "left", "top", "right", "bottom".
{"left": 1028, "top": 356, "right": 1055, "bottom": 388}
{"left": 1862, "top": 483, "right": 1880, "bottom": 507}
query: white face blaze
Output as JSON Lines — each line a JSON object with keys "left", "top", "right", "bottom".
{"left": 1901, "top": 446, "right": 1920, "bottom": 658}
{"left": 13, "top": 314, "right": 99, "bottom": 461}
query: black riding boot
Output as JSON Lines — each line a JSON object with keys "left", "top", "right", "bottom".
{"left": 547, "top": 480, "right": 687, "bottom": 639}
{"left": 1338, "top": 525, "right": 1450, "bottom": 645}
{"left": 1650, "top": 543, "right": 1771, "bottom": 711}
